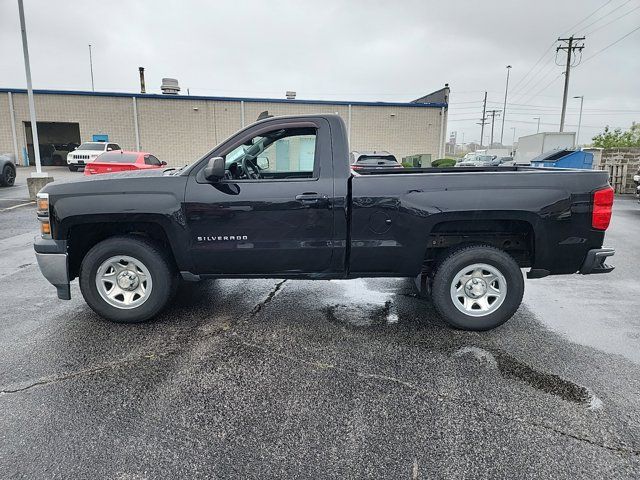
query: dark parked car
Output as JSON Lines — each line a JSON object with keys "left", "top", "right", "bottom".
{"left": 350, "top": 151, "right": 402, "bottom": 171}
{"left": 0, "top": 155, "right": 16, "bottom": 187}
{"left": 34, "top": 114, "right": 615, "bottom": 331}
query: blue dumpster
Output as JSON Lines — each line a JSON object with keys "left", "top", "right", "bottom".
{"left": 530, "top": 149, "right": 593, "bottom": 169}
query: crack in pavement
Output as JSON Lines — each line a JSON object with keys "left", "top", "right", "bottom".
{"left": 250, "top": 279, "right": 287, "bottom": 316}
{"left": 0, "top": 350, "right": 178, "bottom": 395}
{"left": 0, "top": 281, "right": 289, "bottom": 395}
{"left": 230, "top": 335, "right": 640, "bottom": 458}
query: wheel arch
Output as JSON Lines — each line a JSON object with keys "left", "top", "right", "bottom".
{"left": 420, "top": 212, "right": 539, "bottom": 274}
{"left": 64, "top": 215, "right": 190, "bottom": 280}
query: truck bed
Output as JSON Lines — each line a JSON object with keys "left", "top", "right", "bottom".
{"left": 348, "top": 166, "right": 611, "bottom": 277}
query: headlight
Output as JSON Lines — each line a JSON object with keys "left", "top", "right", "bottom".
{"left": 36, "top": 192, "right": 51, "bottom": 239}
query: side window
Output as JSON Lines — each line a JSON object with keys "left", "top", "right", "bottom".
{"left": 109, "top": 143, "right": 120, "bottom": 151}
{"left": 145, "top": 155, "right": 161, "bottom": 166}
{"left": 223, "top": 127, "right": 317, "bottom": 180}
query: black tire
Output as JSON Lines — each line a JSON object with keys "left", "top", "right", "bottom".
{"left": 68, "top": 165, "right": 78, "bottom": 172}
{"left": 79, "top": 236, "right": 177, "bottom": 323}
{"left": 0, "top": 164, "right": 16, "bottom": 187}
{"left": 431, "top": 245, "right": 524, "bottom": 331}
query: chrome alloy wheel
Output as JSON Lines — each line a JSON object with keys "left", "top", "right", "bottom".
{"left": 95, "top": 255, "right": 153, "bottom": 309}
{"left": 449, "top": 263, "right": 507, "bottom": 317}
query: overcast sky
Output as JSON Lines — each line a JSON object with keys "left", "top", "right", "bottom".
{"left": 1, "top": 0, "right": 639, "bottom": 146}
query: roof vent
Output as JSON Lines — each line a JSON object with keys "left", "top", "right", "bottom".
{"left": 286, "top": 91, "right": 296, "bottom": 100}
{"left": 161, "top": 78, "right": 180, "bottom": 95}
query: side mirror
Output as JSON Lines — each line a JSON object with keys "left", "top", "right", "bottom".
{"left": 257, "top": 157, "right": 269, "bottom": 170}
{"left": 203, "top": 156, "right": 225, "bottom": 182}
{"left": 161, "top": 161, "right": 167, "bottom": 166}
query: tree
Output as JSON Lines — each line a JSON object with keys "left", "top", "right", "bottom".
{"left": 591, "top": 122, "right": 640, "bottom": 148}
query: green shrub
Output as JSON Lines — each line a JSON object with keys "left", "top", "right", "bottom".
{"left": 432, "top": 158, "right": 456, "bottom": 168}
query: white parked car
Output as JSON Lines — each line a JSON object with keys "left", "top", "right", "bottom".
{"left": 67, "top": 142, "right": 121, "bottom": 171}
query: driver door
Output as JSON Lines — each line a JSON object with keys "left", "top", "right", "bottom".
{"left": 184, "top": 118, "right": 336, "bottom": 276}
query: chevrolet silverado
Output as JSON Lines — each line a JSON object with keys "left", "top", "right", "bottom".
{"left": 34, "top": 114, "right": 615, "bottom": 330}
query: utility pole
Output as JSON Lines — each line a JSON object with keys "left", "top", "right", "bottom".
{"left": 533, "top": 117, "right": 541, "bottom": 133}
{"left": 477, "top": 91, "right": 488, "bottom": 148}
{"left": 487, "top": 109, "right": 501, "bottom": 147}
{"left": 500, "top": 65, "right": 511, "bottom": 144}
{"left": 573, "top": 95, "right": 584, "bottom": 146}
{"left": 557, "top": 35, "right": 585, "bottom": 132}
{"left": 88, "top": 44, "right": 94, "bottom": 92}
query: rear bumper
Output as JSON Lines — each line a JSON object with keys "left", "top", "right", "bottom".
{"left": 34, "top": 237, "right": 70, "bottom": 300}
{"left": 579, "top": 247, "right": 615, "bottom": 275}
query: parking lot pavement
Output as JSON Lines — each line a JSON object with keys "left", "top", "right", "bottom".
{"left": 1, "top": 196, "right": 639, "bottom": 478}
{"left": 0, "top": 166, "right": 78, "bottom": 210}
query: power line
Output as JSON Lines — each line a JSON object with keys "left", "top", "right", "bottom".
{"left": 510, "top": 60, "right": 558, "bottom": 103}
{"left": 575, "top": 0, "right": 635, "bottom": 34}
{"left": 584, "top": 4, "right": 640, "bottom": 35}
{"left": 508, "top": 42, "right": 556, "bottom": 92}
{"left": 561, "top": 0, "right": 615, "bottom": 35}
{"left": 579, "top": 24, "right": 640, "bottom": 64}
{"left": 509, "top": 0, "right": 616, "bottom": 97}
{"left": 519, "top": 73, "right": 564, "bottom": 106}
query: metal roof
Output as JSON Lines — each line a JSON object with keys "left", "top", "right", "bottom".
{"left": 0, "top": 87, "right": 447, "bottom": 108}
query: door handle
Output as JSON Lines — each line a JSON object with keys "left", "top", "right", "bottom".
{"left": 295, "top": 193, "right": 327, "bottom": 203}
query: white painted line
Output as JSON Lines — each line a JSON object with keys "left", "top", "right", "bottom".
{"left": 0, "top": 201, "right": 35, "bottom": 212}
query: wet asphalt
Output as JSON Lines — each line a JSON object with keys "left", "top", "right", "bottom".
{"left": 1, "top": 173, "right": 639, "bottom": 479}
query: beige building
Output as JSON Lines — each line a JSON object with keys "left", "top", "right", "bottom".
{"left": 0, "top": 87, "right": 449, "bottom": 168}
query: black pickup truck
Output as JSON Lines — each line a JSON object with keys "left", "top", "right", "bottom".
{"left": 34, "top": 114, "right": 615, "bottom": 331}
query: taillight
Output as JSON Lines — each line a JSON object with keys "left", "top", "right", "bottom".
{"left": 351, "top": 165, "right": 363, "bottom": 171}
{"left": 592, "top": 187, "right": 614, "bottom": 230}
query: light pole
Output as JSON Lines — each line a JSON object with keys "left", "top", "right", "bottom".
{"left": 533, "top": 117, "right": 541, "bottom": 133}
{"left": 500, "top": 65, "right": 512, "bottom": 144}
{"left": 17, "top": 0, "right": 45, "bottom": 177}
{"left": 88, "top": 44, "right": 95, "bottom": 91}
{"left": 511, "top": 127, "right": 517, "bottom": 155}
{"left": 573, "top": 95, "right": 584, "bottom": 146}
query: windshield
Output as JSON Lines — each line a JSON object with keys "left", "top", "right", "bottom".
{"left": 78, "top": 143, "right": 106, "bottom": 151}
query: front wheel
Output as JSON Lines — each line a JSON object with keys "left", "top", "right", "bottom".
{"left": 79, "top": 236, "right": 177, "bottom": 323}
{"left": 431, "top": 245, "right": 524, "bottom": 331}
{"left": 68, "top": 165, "right": 78, "bottom": 172}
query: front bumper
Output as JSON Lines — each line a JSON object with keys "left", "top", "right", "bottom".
{"left": 34, "top": 238, "right": 70, "bottom": 300}
{"left": 579, "top": 247, "right": 615, "bottom": 275}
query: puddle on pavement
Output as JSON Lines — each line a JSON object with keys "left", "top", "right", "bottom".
{"left": 321, "top": 279, "right": 400, "bottom": 327}
{"left": 454, "top": 346, "right": 601, "bottom": 409}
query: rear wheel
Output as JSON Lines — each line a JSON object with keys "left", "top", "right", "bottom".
{"left": 0, "top": 164, "right": 16, "bottom": 187}
{"left": 431, "top": 245, "right": 524, "bottom": 331}
{"left": 79, "top": 236, "right": 177, "bottom": 323}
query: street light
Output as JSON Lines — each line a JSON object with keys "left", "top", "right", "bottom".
{"left": 17, "top": 0, "right": 44, "bottom": 177}
{"left": 533, "top": 117, "right": 541, "bottom": 133}
{"left": 573, "top": 96, "right": 584, "bottom": 146}
{"left": 88, "top": 44, "right": 95, "bottom": 91}
{"left": 500, "top": 65, "right": 512, "bottom": 144}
